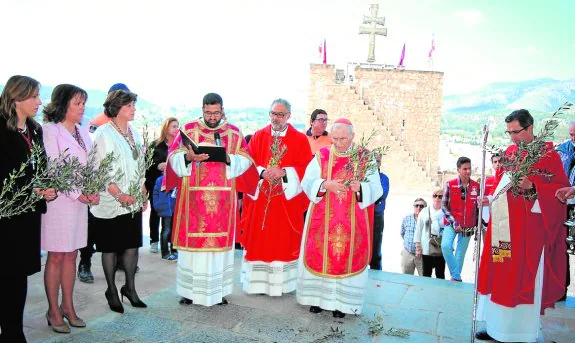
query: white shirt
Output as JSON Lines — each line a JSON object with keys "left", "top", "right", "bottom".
{"left": 89, "top": 123, "right": 143, "bottom": 219}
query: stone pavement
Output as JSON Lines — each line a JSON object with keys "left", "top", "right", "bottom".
{"left": 22, "top": 190, "right": 575, "bottom": 342}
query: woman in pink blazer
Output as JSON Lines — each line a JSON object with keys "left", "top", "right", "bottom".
{"left": 41, "top": 84, "right": 99, "bottom": 333}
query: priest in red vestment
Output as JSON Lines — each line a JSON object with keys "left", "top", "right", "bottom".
{"left": 240, "top": 98, "right": 312, "bottom": 296}
{"left": 476, "top": 109, "right": 569, "bottom": 342}
{"left": 296, "top": 118, "right": 383, "bottom": 318}
{"left": 165, "top": 93, "right": 254, "bottom": 307}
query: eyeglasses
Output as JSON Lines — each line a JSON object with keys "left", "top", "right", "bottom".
{"left": 460, "top": 187, "right": 467, "bottom": 200}
{"left": 270, "top": 111, "right": 288, "bottom": 118}
{"left": 204, "top": 111, "right": 222, "bottom": 117}
{"left": 505, "top": 125, "right": 530, "bottom": 135}
{"left": 414, "top": 204, "right": 425, "bottom": 209}
{"left": 314, "top": 118, "right": 329, "bottom": 123}
{"left": 433, "top": 194, "right": 443, "bottom": 199}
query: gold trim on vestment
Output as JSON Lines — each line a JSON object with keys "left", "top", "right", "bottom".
{"left": 172, "top": 176, "right": 189, "bottom": 248}
{"left": 302, "top": 147, "right": 370, "bottom": 279}
{"left": 175, "top": 246, "right": 233, "bottom": 252}
{"left": 189, "top": 186, "right": 232, "bottom": 191}
{"left": 188, "top": 232, "right": 229, "bottom": 237}
{"left": 348, "top": 195, "right": 356, "bottom": 274}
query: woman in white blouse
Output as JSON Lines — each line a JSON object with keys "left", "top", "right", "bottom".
{"left": 414, "top": 189, "right": 446, "bottom": 279}
{"left": 90, "top": 90, "right": 147, "bottom": 313}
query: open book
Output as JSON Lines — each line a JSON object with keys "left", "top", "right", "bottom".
{"left": 179, "top": 128, "right": 227, "bottom": 163}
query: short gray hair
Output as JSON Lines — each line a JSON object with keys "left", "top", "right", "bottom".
{"left": 569, "top": 120, "right": 575, "bottom": 129}
{"left": 331, "top": 122, "right": 354, "bottom": 134}
{"left": 270, "top": 98, "right": 291, "bottom": 113}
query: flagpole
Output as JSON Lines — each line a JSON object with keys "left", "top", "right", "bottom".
{"left": 471, "top": 124, "right": 489, "bottom": 343}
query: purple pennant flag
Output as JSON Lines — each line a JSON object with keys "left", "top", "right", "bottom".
{"left": 399, "top": 43, "right": 406, "bottom": 66}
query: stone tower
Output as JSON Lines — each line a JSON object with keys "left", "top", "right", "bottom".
{"left": 308, "top": 64, "right": 443, "bottom": 191}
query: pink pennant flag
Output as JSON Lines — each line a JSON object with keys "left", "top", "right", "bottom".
{"left": 428, "top": 35, "right": 436, "bottom": 60}
{"left": 322, "top": 39, "right": 327, "bottom": 64}
{"left": 399, "top": 43, "right": 406, "bottom": 66}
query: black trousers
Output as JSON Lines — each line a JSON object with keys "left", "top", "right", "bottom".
{"left": 79, "top": 211, "right": 96, "bottom": 267}
{"left": 370, "top": 213, "right": 384, "bottom": 270}
{"left": 148, "top": 196, "right": 160, "bottom": 243}
{"left": 422, "top": 254, "right": 446, "bottom": 279}
{"left": 0, "top": 274, "right": 28, "bottom": 343}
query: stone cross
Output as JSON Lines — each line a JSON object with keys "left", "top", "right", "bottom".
{"left": 358, "top": 4, "right": 387, "bottom": 63}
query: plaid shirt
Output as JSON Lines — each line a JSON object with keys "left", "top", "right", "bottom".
{"left": 401, "top": 214, "right": 418, "bottom": 254}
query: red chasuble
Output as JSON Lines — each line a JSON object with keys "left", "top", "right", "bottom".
{"left": 164, "top": 119, "right": 253, "bottom": 252}
{"left": 303, "top": 146, "right": 372, "bottom": 278}
{"left": 478, "top": 142, "right": 569, "bottom": 314}
{"left": 241, "top": 124, "right": 312, "bottom": 262}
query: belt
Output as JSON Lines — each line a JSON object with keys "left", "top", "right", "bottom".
{"left": 461, "top": 227, "right": 476, "bottom": 237}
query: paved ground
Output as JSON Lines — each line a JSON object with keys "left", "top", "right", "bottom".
{"left": 21, "top": 190, "right": 575, "bottom": 342}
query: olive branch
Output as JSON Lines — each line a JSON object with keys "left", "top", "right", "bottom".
{"left": 260, "top": 132, "right": 286, "bottom": 230}
{"left": 343, "top": 128, "right": 388, "bottom": 186}
{"left": 489, "top": 101, "right": 572, "bottom": 200}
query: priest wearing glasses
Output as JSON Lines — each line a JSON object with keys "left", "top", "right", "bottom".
{"left": 240, "top": 99, "right": 312, "bottom": 296}
{"left": 165, "top": 93, "right": 255, "bottom": 307}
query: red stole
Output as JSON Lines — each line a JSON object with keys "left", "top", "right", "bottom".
{"left": 240, "top": 124, "right": 312, "bottom": 262}
{"left": 478, "top": 142, "right": 569, "bottom": 314}
{"left": 303, "top": 146, "right": 371, "bottom": 278}
{"left": 165, "top": 120, "right": 252, "bottom": 252}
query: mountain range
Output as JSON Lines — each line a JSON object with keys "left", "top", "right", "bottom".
{"left": 443, "top": 78, "right": 575, "bottom": 114}
{"left": 1, "top": 78, "right": 573, "bottom": 135}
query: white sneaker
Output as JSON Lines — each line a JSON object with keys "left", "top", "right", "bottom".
{"left": 150, "top": 242, "right": 159, "bottom": 253}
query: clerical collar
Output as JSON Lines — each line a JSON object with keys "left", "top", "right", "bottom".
{"left": 271, "top": 125, "right": 288, "bottom": 137}
{"left": 306, "top": 128, "right": 328, "bottom": 138}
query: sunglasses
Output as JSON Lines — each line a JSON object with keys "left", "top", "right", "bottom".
{"left": 433, "top": 194, "right": 443, "bottom": 199}
{"left": 414, "top": 204, "right": 425, "bottom": 209}
{"left": 460, "top": 187, "right": 467, "bottom": 200}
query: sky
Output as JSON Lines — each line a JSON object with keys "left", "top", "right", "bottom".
{"left": 1, "top": 0, "right": 574, "bottom": 110}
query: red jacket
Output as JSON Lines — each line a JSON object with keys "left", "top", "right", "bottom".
{"left": 447, "top": 178, "right": 480, "bottom": 228}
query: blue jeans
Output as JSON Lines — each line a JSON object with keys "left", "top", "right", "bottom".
{"left": 441, "top": 225, "right": 471, "bottom": 280}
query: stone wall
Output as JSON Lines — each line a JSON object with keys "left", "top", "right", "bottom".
{"left": 308, "top": 63, "right": 443, "bottom": 189}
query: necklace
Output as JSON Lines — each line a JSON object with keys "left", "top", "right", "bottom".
{"left": 110, "top": 120, "right": 139, "bottom": 160}
{"left": 71, "top": 126, "right": 87, "bottom": 152}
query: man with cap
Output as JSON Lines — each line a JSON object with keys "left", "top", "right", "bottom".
{"left": 88, "top": 83, "right": 130, "bottom": 133}
{"left": 296, "top": 118, "right": 383, "bottom": 318}
{"left": 78, "top": 83, "right": 130, "bottom": 283}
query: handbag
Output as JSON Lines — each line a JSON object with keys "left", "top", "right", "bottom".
{"left": 428, "top": 207, "right": 443, "bottom": 256}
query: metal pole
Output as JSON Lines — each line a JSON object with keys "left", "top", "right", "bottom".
{"left": 471, "top": 124, "right": 489, "bottom": 342}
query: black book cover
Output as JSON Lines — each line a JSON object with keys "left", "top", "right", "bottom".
{"left": 179, "top": 128, "right": 227, "bottom": 163}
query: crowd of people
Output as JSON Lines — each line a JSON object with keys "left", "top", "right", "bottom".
{"left": 0, "top": 74, "right": 573, "bottom": 343}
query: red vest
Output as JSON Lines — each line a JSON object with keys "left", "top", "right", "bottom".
{"left": 484, "top": 176, "right": 496, "bottom": 196}
{"left": 447, "top": 178, "right": 479, "bottom": 228}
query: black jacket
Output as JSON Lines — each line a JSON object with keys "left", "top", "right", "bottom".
{"left": 0, "top": 117, "right": 46, "bottom": 276}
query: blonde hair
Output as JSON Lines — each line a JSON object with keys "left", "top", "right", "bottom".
{"left": 432, "top": 188, "right": 443, "bottom": 196}
{"left": 156, "top": 117, "right": 178, "bottom": 145}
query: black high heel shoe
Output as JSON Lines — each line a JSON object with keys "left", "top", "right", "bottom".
{"left": 120, "top": 286, "right": 147, "bottom": 308}
{"left": 105, "top": 289, "right": 124, "bottom": 314}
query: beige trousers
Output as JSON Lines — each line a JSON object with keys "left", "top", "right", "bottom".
{"left": 401, "top": 248, "right": 423, "bottom": 276}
